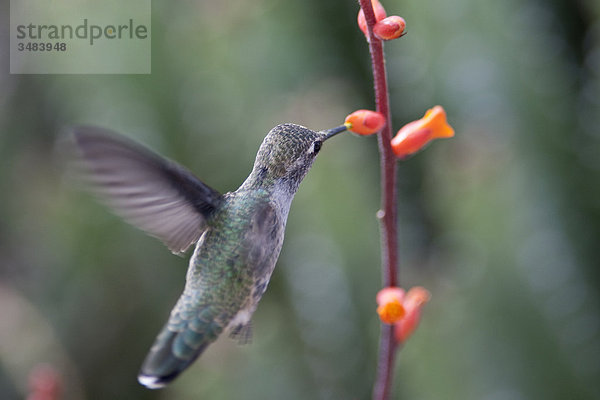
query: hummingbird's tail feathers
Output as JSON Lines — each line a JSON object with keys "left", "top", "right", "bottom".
{"left": 138, "top": 311, "right": 225, "bottom": 388}
{"left": 65, "top": 126, "right": 224, "bottom": 254}
{"left": 137, "top": 328, "right": 208, "bottom": 389}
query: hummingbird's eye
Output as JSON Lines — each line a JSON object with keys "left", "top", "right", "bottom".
{"left": 311, "top": 141, "right": 322, "bottom": 155}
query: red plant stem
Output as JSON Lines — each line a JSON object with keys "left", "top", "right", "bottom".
{"left": 357, "top": 1, "right": 399, "bottom": 399}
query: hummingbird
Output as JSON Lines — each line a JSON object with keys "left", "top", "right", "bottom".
{"left": 67, "top": 122, "right": 347, "bottom": 389}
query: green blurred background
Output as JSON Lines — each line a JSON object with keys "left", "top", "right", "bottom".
{"left": 1, "top": 0, "right": 600, "bottom": 399}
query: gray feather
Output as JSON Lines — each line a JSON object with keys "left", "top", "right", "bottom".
{"left": 68, "top": 126, "right": 223, "bottom": 253}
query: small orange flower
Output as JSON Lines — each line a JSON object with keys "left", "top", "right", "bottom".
{"left": 358, "top": 0, "right": 387, "bottom": 36}
{"left": 391, "top": 105, "right": 455, "bottom": 158}
{"left": 373, "top": 16, "right": 406, "bottom": 40}
{"left": 376, "top": 287, "right": 406, "bottom": 324}
{"left": 376, "top": 286, "right": 431, "bottom": 342}
{"left": 344, "top": 109, "right": 386, "bottom": 135}
{"left": 394, "top": 286, "right": 431, "bottom": 343}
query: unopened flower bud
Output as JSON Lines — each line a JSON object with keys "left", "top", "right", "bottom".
{"left": 344, "top": 109, "right": 386, "bottom": 135}
{"left": 373, "top": 16, "right": 406, "bottom": 40}
{"left": 358, "top": 0, "right": 387, "bottom": 36}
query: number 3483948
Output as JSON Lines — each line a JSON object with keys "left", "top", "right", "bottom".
{"left": 17, "top": 42, "right": 67, "bottom": 51}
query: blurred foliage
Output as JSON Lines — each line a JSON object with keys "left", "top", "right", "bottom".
{"left": 1, "top": 0, "right": 600, "bottom": 399}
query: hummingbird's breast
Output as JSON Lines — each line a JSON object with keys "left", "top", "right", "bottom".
{"left": 181, "top": 187, "right": 290, "bottom": 333}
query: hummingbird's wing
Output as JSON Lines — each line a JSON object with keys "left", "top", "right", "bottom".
{"left": 67, "top": 126, "right": 223, "bottom": 254}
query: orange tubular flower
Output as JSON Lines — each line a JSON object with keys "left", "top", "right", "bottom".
{"left": 394, "top": 286, "right": 431, "bottom": 343}
{"left": 391, "top": 105, "right": 455, "bottom": 159}
{"left": 376, "top": 286, "right": 431, "bottom": 342}
{"left": 358, "top": 0, "right": 387, "bottom": 36}
{"left": 344, "top": 109, "right": 386, "bottom": 135}
{"left": 376, "top": 287, "right": 406, "bottom": 324}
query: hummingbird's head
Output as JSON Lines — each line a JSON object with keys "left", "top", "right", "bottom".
{"left": 248, "top": 123, "right": 344, "bottom": 190}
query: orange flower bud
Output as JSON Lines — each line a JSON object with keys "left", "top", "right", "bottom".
{"left": 391, "top": 105, "right": 454, "bottom": 158}
{"left": 344, "top": 109, "right": 386, "bottom": 135}
{"left": 373, "top": 16, "right": 406, "bottom": 40}
{"left": 376, "top": 287, "right": 406, "bottom": 324}
{"left": 394, "top": 286, "right": 430, "bottom": 343}
{"left": 358, "top": 0, "right": 387, "bottom": 36}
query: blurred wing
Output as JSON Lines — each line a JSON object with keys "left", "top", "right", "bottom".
{"left": 68, "top": 126, "right": 223, "bottom": 254}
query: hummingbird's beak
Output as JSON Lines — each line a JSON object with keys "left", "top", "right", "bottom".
{"left": 321, "top": 125, "right": 348, "bottom": 141}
